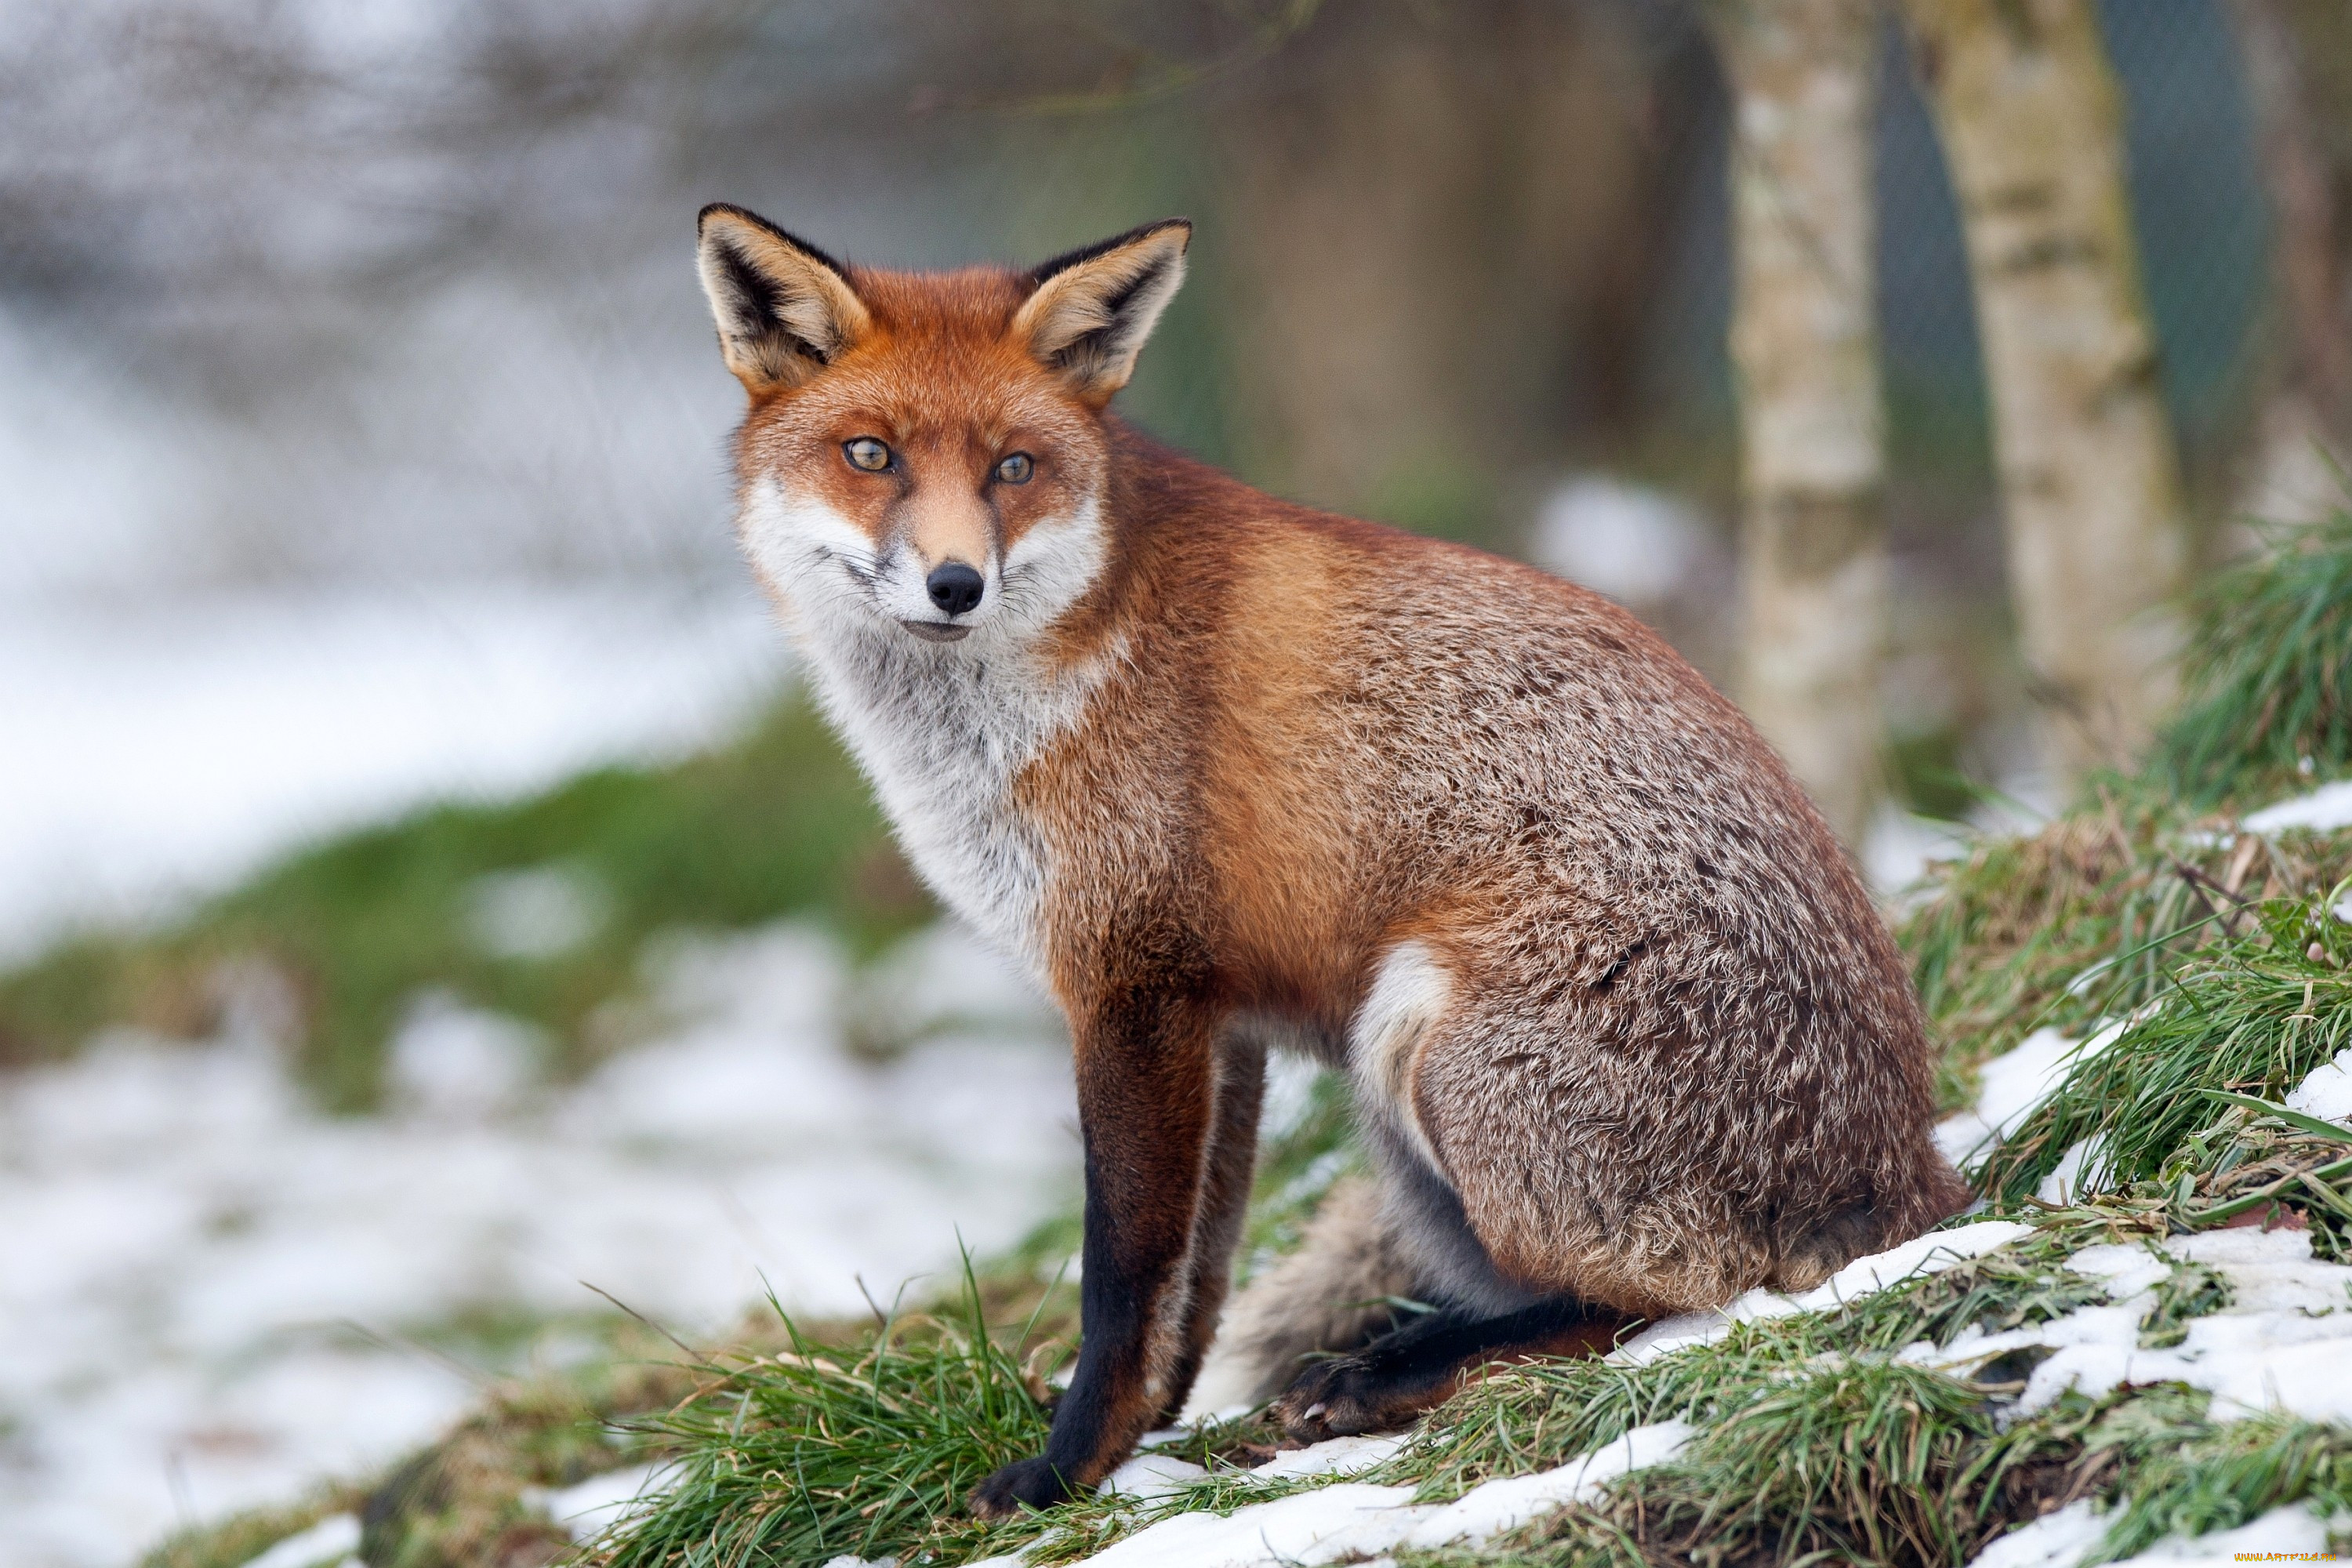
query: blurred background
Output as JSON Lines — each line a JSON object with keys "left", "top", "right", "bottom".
{"left": 1, "top": 0, "right": 2346, "bottom": 1563}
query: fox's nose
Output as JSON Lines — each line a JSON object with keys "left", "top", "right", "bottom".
{"left": 926, "top": 561, "right": 985, "bottom": 616}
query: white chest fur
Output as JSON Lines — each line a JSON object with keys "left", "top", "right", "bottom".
{"left": 737, "top": 482, "right": 1116, "bottom": 964}
{"left": 805, "top": 631, "right": 1094, "bottom": 958}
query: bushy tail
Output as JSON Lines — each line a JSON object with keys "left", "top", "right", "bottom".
{"left": 1184, "top": 1175, "right": 1421, "bottom": 1417}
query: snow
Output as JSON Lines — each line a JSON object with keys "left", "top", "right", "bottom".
{"left": 1, "top": 920, "right": 1076, "bottom": 1568}
{"left": 1248, "top": 1433, "right": 1410, "bottom": 1481}
{"left": 1528, "top": 478, "right": 1715, "bottom": 608}
{"left": 1608, "top": 1221, "right": 2034, "bottom": 1367}
{"left": 1865, "top": 808, "right": 1973, "bottom": 900}
{"left": 1073, "top": 1483, "right": 1427, "bottom": 1568}
{"left": 2241, "top": 780, "right": 2352, "bottom": 837}
{"left": 1402, "top": 1421, "right": 1695, "bottom": 1549}
{"left": 2103, "top": 1502, "right": 2334, "bottom": 1566}
{"left": 1099, "top": 1453, "right": 1210, "bottom": 1501}
{"left": 1905, "top": 1227, "right": 2352, "bottom": 1427}
{"left": 1044, "top": 1425, "right": 1695, "bottom": 1568}
{"left": 0, "top": 585, "right": 783, "bottom": 958}
{"left": 1935, "top": 1022, "right": 2130, "bottom": 1174}
{"left": 233, "top": 1514, "right": 361, "bottom": 1568}
{"left": 520, "top": 1461, "right": 670, "bottom": 1544}
{"left": 2285, "top": 1047, "right": 2352, "bottom": 1127}
{"left": 1965, "top": 1500, "right": 2110, "bottom": 1568}
{"left": 1963, "top": 1498, "right": 2335, "bottom": 1568}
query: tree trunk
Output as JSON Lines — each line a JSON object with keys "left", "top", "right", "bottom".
{"left": 1210, "top": 1, "right": 1647, "bottom": 543}
{"left": 1905, "top": 0, "right": 2190, "bottom": 784}
{"left": 1711, "top": 0, "right": 1888, "bottom": 849}
{"left": 2233, "top": 0, "right": 2350, "bottom": 524}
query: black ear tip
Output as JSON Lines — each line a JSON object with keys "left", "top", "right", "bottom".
{"left": 698, "top": 201, "right": 764, "bottom": 238}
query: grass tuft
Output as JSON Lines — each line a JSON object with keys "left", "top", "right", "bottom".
{"left": 2089, "top": 1400, "right": 2352, "bottom": 1563}
{"left": 590, "top": 1260, "right": 1069, "bottom": 1568}
{"left": 2158, "top": 506, "right": 2352, "bottom": 808}
{"left": 1974, "top": 891, "right": 2352, "bottom": 1206}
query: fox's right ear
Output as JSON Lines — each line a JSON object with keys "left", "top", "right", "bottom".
{"left": 696, "top": 204, "right": 872, "bottom": 395}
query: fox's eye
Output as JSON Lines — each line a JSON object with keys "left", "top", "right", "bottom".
{"left": 844, "top": 438, "right": 891, "bottom": 472}
{"left": 995, "top": 452, "right": 1033, "bottom": 485}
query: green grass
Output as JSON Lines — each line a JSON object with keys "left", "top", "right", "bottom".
{"left": 0, "top": 691, "right": 927, "bottom": 1111}
{"left": 591, "top": 1265, "right": 1064, "bottom": 1568}
{"left": 1974, "top": 889, "right": 2352, "bottom": 1206}
{"left": 2158, "top": 506, "right": 2352, "bottom": 808}
{"left": 2093, "top": 1404, "right": 2352, "bottom": 1563}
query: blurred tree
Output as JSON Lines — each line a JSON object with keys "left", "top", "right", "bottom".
{"left": 1904, "top": 0, "right": 2189, "bottom": 785}
{"left": 1204, "top": 0, "right": 1653, "bottom": 545}
{"left": 2232, "top": 0, "right": 2351, "bottom": 522}
{"left": 1706, "top": 0, "right": 1888, "bottom": 848}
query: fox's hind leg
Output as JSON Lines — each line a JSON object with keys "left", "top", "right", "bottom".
{"left": 1185, "top": 1174, "right": 1417, "bottom": 1416}
{"left": 1271, "top": 1295, "right": 1628, "bottom": 1442}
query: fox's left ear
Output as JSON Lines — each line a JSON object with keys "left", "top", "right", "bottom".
{"left": 1013, "top": 220, "right": 1190, "bottom": 406}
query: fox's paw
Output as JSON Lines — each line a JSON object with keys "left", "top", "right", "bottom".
{"left": 1275, "top": 1346, "right": 1468, "bottom": 1443}
{"left": 968, "top": 1455, "right": 1072, "bottom": 1517}
{"left": 1272, "top": 1356, "right": 1413, "bottom": 1443}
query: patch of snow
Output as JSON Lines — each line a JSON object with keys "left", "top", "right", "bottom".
{"left": 1963, "top": 1498, "right": 2108, "bottom": 1568}
{"left": 0, "top": 585, "right": 784, "bottom": 960}
{"left": 233, "top": 1514, "right": 362, "bottom": 1568}
{"left": 385, "top": 996, "right": 542, "bottom": 1120}
{"left": 1528, "top": 477, "right": 1717, "bottom": 608}
{"left": 1865, "top": 808, "right": 1973, "bottom": 902}
{"left": 1248, "top": 1433, "right": 1410, "bottom": 1481}
{"left": 1073, "top": 1482, "right": 1428, "bottom": 1568}
{"left": 1784, "top": 1222, "right": 2037, "bottom": 1314}
{"left": 2036, "top": 1139, "right": 2100, "bottom": 1206}
{"left": 1608, "top": 1221, "right": 2034, "bottom": 1367}
{"left": 1936, "top": 1110, "right": 1995, "bottom": 1167}
{"left": 1259, "top": 1051, "right": 1327, "bottom": 1142}
{"left": 1965, "top": 1496, "right": 2335, "bottom": 1568}
{"left": 467, "top": 864, "right": 611, "bottom": 960}
{"left": 835, "top": 920, "right": 1062, "bottom": 1055}
{"left": 2103, "top": 1501, "right": 2333, "bottom": 1565}
{"left": 1, "top": 920, "right": 1076, "bottom": 1568}
{"left": 1909, "top": 1227, "right": 2352, "bottom": 1427}
{"left": 522, "top": 1461, "right": 668, "bottom": 1542}
{"left": 820, "top": 1557, "right": 898, "bottom": 1568}
{"left": 1099, "top": 1453, "right": 1209, "bottom": 1501}
{"left": 2285, "top": 1047, "right": 2352, "bottom": 1127}
{"left": 2063, "top": 1243, "right": 2173, "bottom": 1302}
{"left": 2241, "top": 781, "right": 2352, "bottom": 837}
{"left": 1975, "top": 1027, "right": 2122, "bottom": 1145}
{"left": 1403, "top": 1421, "right": 1694, "bottom": 1549}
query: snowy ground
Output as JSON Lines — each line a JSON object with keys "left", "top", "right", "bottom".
{"left": 0, "top": 918, "right": 1077, "bottom": 1568}
{"left": 0, "top": 585, "right": 1087, "bottom": 1567}
{"left": 0, "top": 583, "right": 783, "bottom": 957}
{"left": 920, "top": 1016, "right": 2352, "bottom": 1568}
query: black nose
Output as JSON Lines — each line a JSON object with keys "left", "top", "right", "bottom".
{"left": 926, "top": 561, "right": 985, "bottom": 616}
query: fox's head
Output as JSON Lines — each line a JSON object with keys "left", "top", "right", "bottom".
{"left": 695, "top": 205, "right": 1189, "bottom": 650}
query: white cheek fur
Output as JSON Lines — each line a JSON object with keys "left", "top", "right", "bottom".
{"left": 733, "top": 477, "right": 1119, "bottom": 966}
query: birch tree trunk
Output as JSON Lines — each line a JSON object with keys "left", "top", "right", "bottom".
{"left": 1905, "top": 0, "right": 2190, "bottom": 782}
{"left": 1711, "top": 0, "right": 1888, "bottom": 849}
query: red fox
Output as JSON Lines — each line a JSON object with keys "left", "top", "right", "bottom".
{"left": 694, "top": 205, "right": 1969, "bottom": 1514}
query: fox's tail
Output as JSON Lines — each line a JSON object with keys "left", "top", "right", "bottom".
{"left": 1184, "top": 1175, "right": 1421, "bottom": 1417}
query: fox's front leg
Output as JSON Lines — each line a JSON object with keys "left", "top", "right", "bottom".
{"left": 970, "top": 966, "right": 1224, "bottom": 1515}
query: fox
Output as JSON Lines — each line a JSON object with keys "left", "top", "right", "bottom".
{"left": 691, "top": 204, "right": 1970, "bottom": 1515}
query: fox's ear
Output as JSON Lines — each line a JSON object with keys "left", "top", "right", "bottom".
{"left": 696, "top": 204, "right": 872, "bottom": 395}
{"left": 1013, "top": 219, "right": 1190, "bottom": 406}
